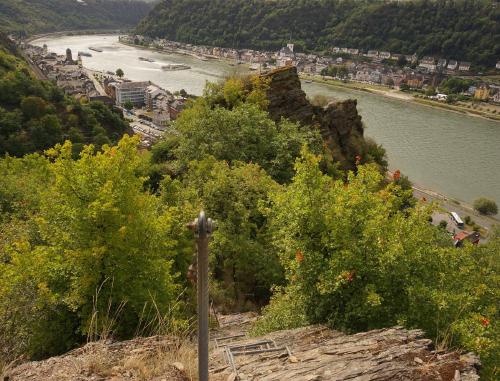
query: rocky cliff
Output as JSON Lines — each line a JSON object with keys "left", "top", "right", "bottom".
{"left": 262, "top": 66, "right": 370, "bottom": 170}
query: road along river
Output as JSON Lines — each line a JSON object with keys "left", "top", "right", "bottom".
{"left": 33, "top": 34, "right": 500, "bottom": 207}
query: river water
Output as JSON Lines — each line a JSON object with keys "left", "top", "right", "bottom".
{"left": 33, "top": 34, "right": 500, "bottom": 206}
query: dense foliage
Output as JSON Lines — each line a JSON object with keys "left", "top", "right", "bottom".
{"left": 137, "top": 0, "right": 500, "bottom": 67}
{"left": 0, "top": 39, "right": 128, "bottom": 156}
{"left": 473, "top": 197, "right": 498, "bottom": 216}
{"left": 252, "top": 150, "right": 499, "bottom": 378}
{"left": 0, "top": 70, "right": 498, "bottom": 378}
{"left": 0, "top": 136, "right": 187, "bottom": 360}
{"left": 0, "top": 0, "right": 152, "bottom": 36}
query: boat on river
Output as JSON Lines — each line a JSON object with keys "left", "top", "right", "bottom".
{"left": 139, "top": 57, "right": 155, "bottom": 62}
{"left": 161, "top": 64, "right": 191, "bottom": 71}
{"left": 88, "top": 47, "right": 103, "bottom": 53}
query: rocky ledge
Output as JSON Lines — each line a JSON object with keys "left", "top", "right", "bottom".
{"left": 262, "top": 66, "right": 367, "bottom": 170}
{"left": 210, "top": 324, "right": 480, "bottom": 381}
{"left": 2, "top": 336, "right": 190, "bottom": 381}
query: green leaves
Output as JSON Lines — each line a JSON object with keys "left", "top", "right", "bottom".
{"left": 255, "top": 148, "right": 498, "bottom": 378}
{"left": 0, "top": 136, "right": 184, "bottom": 358}
{"left": 174, "top": 100, "right": 321, "bottom": 183}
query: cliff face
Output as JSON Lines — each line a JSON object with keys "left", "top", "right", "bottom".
{"left": 262, "top": 66, "right": 368, "bottom": 169}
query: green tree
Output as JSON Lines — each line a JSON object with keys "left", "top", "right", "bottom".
{"left": 0, "top": 136, "right": 182, "bottom": 358}
{"left": 473, "top": 197, "right": 498, "bottom": 216}
{"left": 255, "top": 149, "right": 498, "bottom": 378}
{"left": 116, "top": 68, "right": 124, "bottom": 78}
{"left": 174, "top": 101, "right": 321, "bottom": 183}
{"left": 166, "top": 158, "right": 282, "bottom": 307}
{"left": 123, "top": 100, "right": 133, "bottom": 110}
{"left": 20, "top": 96, "right": 46, "bottom": 119}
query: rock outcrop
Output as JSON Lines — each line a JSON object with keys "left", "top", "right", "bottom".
{"left": 262, "top": 66, "right": 368, "bottom": 170}
{"left": 210, "top": 322, "right": 480, "bottom": 381}
{"left": 2, "top": 336, "right": 190, "bottom": 381}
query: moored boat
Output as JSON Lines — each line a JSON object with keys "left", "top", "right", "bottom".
{"left": 161, "top": 64, "right": 191, "bottom": 71}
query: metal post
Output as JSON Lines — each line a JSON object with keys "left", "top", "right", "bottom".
{"left": 187, "top": 211, "right": 215, "bottom": 381}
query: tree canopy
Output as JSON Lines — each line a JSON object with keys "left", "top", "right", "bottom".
{"left": 137, "top": 0, "right": 500, "bottom": 67}
{"left": 0, "top": 38, "right": 128, "bottom": 157}
{"left": 0, "top": 0, "right": 152, "bottom": 36}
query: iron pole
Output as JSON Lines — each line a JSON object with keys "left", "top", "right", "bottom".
{"left": 188, "top": 211, "right": 215, "bottom": 381}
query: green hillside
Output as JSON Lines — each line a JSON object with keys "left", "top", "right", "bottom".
{"left": 136, "top": 0, "right": 500, "bottom": 67}
{"left": 0, "top": 0, "right": 153, "bottom": 36}
{"left": 0, "top": 34, "right": 129, "bottom": 156}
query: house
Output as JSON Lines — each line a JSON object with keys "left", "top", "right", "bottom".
{"left": 348, "top": 48, "right": 359, "bottom": 55}
{"left": 474, "top": 85, "right": 490, "bottom": 100}
{"left": 369, "top": 70, "right": 382, "bottom": 83}
{"left": 458, "top": 62, "right": 471, "bottom": 71}
{"left": 379, "top": 51, "right": 391, "bottom": 60}
{"left": 467, "top": 86, "right": 477, "bottom": 96}
{"left": 405, "top": 53, "right": 418, "bottom": 63}
{"left": 152, "top": 110, "right": 170, "bottom": 128}
{"left": 145, "top": 84, "right": 168, "bottom": 110}
{"left": 418, "top": 56, "right": 436, "bottom": 72}
{"left": 437, "top": 59, "right": 447, "bottom": 69}
{"left": 406, "top": 75, "right": 424, "bottom": 89}
{"left": 279, "top": 44, "right": 295, "bottom": 58}
{"left": 367, "top": 50, "right": 379, "bottom": 58}
{"left": 447, "top": 60, "right": 458, "bottom": 70}
{"left": 453, "top": 231, "right": 480, "bottom": 247}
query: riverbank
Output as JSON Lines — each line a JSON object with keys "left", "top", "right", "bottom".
{"left": 118, "top": 39, "right": 239, "bottom": 67}
{"left": 386, "top": 171, "right": 499, "bottom": 239}
{"left": 25, "top": 29, "right": 129, "bottom": 44}
{"left": 302, "top": 74, "right": 500, "bottom": 122}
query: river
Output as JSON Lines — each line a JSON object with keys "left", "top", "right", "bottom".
{"left": 32, "top": 34, "right": 500, "bottom": 206}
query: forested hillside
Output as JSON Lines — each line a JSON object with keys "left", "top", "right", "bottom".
{"left": 0, "top": 0, "right": 152, "bottom": 36}
{"left": 136, "top": 0, "right": 500, "bottom": 67}
{"left": 0, "top": 35, "right": 128, "bottom": 156}
{"left": 0, "top": 67, "right": 498, "bottom": 378}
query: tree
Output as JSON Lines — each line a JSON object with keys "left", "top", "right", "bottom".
{"left": 174, "top": 100, "right": 321, "bottom": 183}
{"left": 0, "top": 136, "right": 182, "bottom": 358}
{"left": 473, "top": 197, "right": 498, "bottom": 216}
{"left": 123, "top": 100, "right": 134, "bottom": 111}
{"left": 165, "top": 158, "right": 282, "bottom": 307}
{"left": 115, "top": 68, "right": 124, "bottom": 78}
{"left": 254, "top": 149, "right": 499, "bottom": 378}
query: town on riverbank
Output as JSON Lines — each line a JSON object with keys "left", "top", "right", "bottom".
{"left": 19, "top": 39, "right": 188, "bottom": 146}
{"left": 15, "top": 34, "right": 500, "bottom": 243}
{"left": 120, "top": 34, "right": 500, "bottom": 121}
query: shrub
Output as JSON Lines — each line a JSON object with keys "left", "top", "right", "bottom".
{"left": 473, "top": 198, "right": 498, "bottom": 216}
{"left": 439, "top": 220, "right": 448, "bottom": 229}
{"left": 256, "top": 150, "right": 499, "bottom": 378}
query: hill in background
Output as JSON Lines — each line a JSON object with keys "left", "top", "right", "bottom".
{"left": 136, "top": 0, "right": 499, "bottom": 67}
{"left": 0, "top": 0, "right": 153, "bottom": 36}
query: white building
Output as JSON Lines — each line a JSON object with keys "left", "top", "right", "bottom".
{"left": 114, "top": 81, "right": 150, "bottom": 106}
{"left": 145, "top": 85, "right": 168, "bottom": 111}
